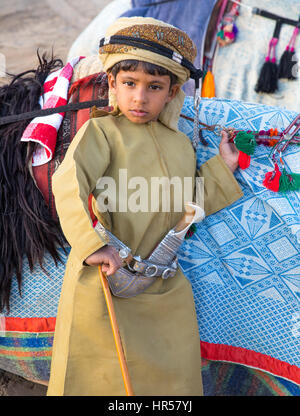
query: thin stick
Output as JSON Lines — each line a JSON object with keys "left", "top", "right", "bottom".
{"left": 98, "top": 266, "right": 134, "bottom": 396}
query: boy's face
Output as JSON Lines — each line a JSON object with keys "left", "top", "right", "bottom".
{"left": 108, "top": 64, "right": 180, "bottom": 124}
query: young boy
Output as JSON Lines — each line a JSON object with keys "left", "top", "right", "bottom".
{"left": 47, "top": 17, "right": 243, "bottom": 396}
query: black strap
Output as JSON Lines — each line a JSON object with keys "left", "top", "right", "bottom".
{"left": 0, "top": 99, "right": 109, "bottom": 126}
{"left": 99, "top": 35, "right": 203, "bottom": 87}
{"left": 273, "top": 19, "right": 282, "bottom": 39}
{"left": 253, "top": 8, "right": 300, "bottom": 28}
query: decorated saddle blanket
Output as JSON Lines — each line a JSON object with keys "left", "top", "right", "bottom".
{"left": 0, "top": 73, "right": 299, "bottom": 394}
{"left": 178, "top": 96, "right": 300, "bottom": 387}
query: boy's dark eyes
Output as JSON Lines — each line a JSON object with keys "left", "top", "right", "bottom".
{"left": 123, "top": 81, "right": 135, "bottom": 86}
{"left": 149, "top": 84, "right": 162, "bottom": 90}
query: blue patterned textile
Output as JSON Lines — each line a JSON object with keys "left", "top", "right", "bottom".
{"left": 1, "top": 97, "right": 299, "bottom": 388}
{"left": 4, "top": 248, "right": 69, "bottom": 318}
{"left": 178, "top": 96, "right": 300, "bottom": 384}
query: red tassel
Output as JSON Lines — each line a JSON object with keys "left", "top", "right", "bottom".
{"left": 263, "top": 163, "right": 281, "bottom": 192}
{"left": 238, "top": 150, "right": 251, "bottom": 169}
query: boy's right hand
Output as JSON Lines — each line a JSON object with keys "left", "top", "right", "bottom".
{"left": 84, "top": 245, "right": 123, "bottom": 276}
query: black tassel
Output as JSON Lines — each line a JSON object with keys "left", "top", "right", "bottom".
{"left": 279, "top": 26, "right": 299, "bottom": 80}
{"left": 278, "top": 48, "right": 297, "bottom": 79}
{"left": 255, "top": 21, "right": 282, "bottom": 94}
{"left": 255, "top": 58, "right": 279, "bottom": 93}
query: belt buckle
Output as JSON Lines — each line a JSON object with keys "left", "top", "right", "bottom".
{"left": 132, "top": 262, "right": 145, "bottom": 273}
{"left": 128, "top": 256, "right": 145, "bottom": 273}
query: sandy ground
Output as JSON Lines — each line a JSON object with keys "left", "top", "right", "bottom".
{"left": 0, "top": 0, "right": 111, "bottom": 82}
{"left": 0, "top": 0, "right": 112, "bottom": 396}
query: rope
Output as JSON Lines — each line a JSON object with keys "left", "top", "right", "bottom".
{"left": 0, "top": 99, "right": 109, "bottom": 126}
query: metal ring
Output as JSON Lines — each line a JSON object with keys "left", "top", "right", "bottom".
{"left": 162, "top": 268, "right": 172, "bottom": 279}
{"left": 145, "top": 265, "right": 158, "bottom": 277}
{"left": 214, "top": 125, "right": 223, "bottom": 136}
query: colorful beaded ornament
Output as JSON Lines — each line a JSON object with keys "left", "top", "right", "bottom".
{"left": 180, "top": 113, "right": 300, "bottom": 194}
{"left": 228, "top": 114, "right": 300, "bottom": 192}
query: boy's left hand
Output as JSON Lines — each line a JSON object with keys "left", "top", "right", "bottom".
{"left": 219, "top": 130, "right": 239, "bottom": 173}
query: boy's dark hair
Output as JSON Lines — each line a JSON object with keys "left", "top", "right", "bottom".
{"left": 109, "top": 60, "right": 179, "bottom": 87}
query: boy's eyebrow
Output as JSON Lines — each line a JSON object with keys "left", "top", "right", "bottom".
{"left": 119, "top": 75, "right": 168, "bottom": 84}
{"left": 120, "top": 75, "right": 139, "bottom": 81}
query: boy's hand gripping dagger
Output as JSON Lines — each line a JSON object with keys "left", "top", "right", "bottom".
{"left": 94, "top": 202, "right": 205, "bottom": 297}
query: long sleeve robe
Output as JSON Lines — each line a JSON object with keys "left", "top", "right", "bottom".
{"left": 47, "top": 113, "right": 243, "bottom": 396}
